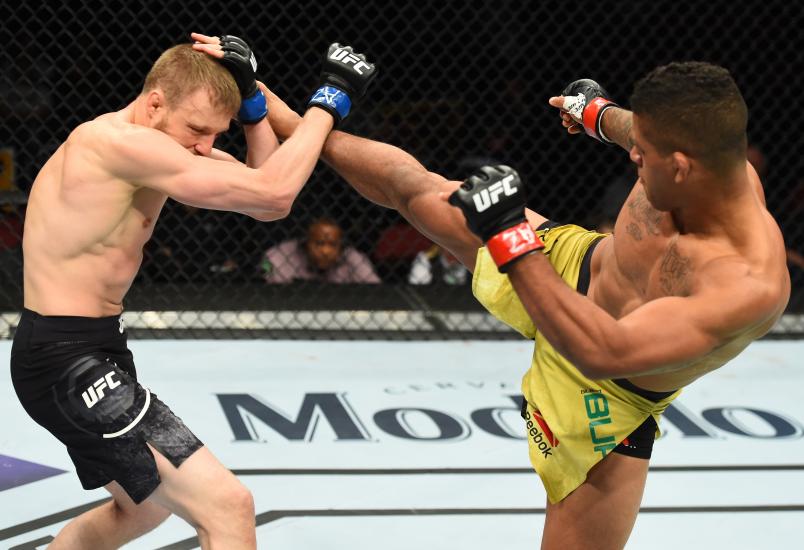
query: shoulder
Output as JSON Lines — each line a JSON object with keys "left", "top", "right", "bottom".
{"left": 692, "top": 252, "right": 787, "bottom": 336}
{"left": 66, "top": 114, "right": 176, "bottom": 172}
{"left": 64, "top": 116, "right": 117, "bottom": 149}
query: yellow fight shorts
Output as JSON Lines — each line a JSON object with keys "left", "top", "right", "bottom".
{"left": 472, "top": 222, "right": 681, "bottom": 503}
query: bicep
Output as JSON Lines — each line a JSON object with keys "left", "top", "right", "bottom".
{"left": 403, "top": 177, "right": 482, "bottom": 271}
{"left": 107, "top": 129, "right": 284, "bottom": 214}
{"left": 208, "top": 148, "right": 240, "bottom": 163}
{"left": 611, "top": 296, "right": 723, "bottom": 375}
{"left": 147, "top": 155, "right": 267, "bottom": 212}
{"left": 608, "top": 279, "right": 771, "bottom": 376}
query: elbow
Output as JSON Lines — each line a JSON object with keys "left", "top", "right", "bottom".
{"left": 270, "top": 195, "right": 295, "bottom": 217}
{"left": 273, "top": 207, "right": 292, "bottom": 220}
{"left": 256, "top": 191, "right": 295, "bottom": 220}
{"left": 570, "top": 346, "right": 621, "bottom": 380}
{"left": 573, "top": 357, "right": 610, "bottom": 381}
{"left": 273, "top": 198, "right": 293, "bottom": 220}
{"left": 251, "top": 205, "right": 291, "bottom": 222}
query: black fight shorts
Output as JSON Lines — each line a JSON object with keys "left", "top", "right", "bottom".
{"left": 10, "top": 309, "right": 203, "bottom": 503}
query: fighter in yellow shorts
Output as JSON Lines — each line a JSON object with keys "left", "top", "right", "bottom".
{"left": 265, "top": 62, "right": 790, "bottom": 549}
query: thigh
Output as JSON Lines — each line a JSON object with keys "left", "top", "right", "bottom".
{"left": 39, "top": 352, "right": 204, "bottom": 504}
{"left": 541, "top": 452, "right": 649, "bottom": 550}
{"left": 526, "top": 209, "right": 550, "bottom": 231}
{"left": 146, "top": 444, "right": 246, "bottom": 524}
{"left": 106, "top": 481, "right": 171, "bottom": 526}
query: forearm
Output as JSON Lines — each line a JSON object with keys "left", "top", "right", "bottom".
{"left": 600, "top": 107, "right": 635, "bottom": 152}
{"left": 243, "top": 118, "right": 280, "bottom": 168}
{"left": 321, "top": 130, "right": 440, "bottom": 210}
{"left": 247, "top": 109, "right": 333, "bottom": 217}
{"left": 506, "top": 253, "right": 623, "bottom": 378}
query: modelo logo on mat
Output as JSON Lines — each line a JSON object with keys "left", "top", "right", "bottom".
{"left": 216, "top": 393, "right": 804, "bottom": 443}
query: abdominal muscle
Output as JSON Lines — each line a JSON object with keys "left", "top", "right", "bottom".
{"left": 23, "top": 243, "right": 145, "bottom": 317}
{"left": 22, "top": 134, "right": 166, "bottom": 318}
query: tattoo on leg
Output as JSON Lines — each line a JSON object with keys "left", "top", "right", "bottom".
{"left": 659, "top": 240, "right": 692, "bottom": 295}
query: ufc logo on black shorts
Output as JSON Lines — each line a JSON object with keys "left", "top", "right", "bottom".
{"left": 82, "top": 370, "right": 122, "bottom": 408}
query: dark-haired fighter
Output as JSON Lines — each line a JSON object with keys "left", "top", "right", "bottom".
{"left": 266, "top": 62, "right": 789, "bottom": 549}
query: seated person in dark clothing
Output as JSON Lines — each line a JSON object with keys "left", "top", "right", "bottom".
{"left": 261, "top": 217, "right": 380, "bottom": 284}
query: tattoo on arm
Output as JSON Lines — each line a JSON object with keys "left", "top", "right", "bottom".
{"left": 602, "top": 108, "right": 635, "bottom": 151}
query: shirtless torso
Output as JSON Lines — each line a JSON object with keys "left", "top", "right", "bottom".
{"left": 588, "top": 172, "right": 789, "bottom": 391}
{"left": 263, "top": 89, "right": 791, "bottom": 392}
{"left": 260, "top": 62, "right": 792, "bottom": 550}
{"left": 23, "top": 91, "right": 334, "bottom": 318}
{"left": 23, "top": 112, "right": 166, "bottom": 317}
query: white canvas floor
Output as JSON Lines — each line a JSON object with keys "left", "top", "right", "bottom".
{"left": 1, "top": 340, "right": 803, "bottom": 549}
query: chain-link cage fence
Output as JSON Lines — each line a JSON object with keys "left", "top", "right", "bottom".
{"left": 1, "top": 0, "right": 802, "bottom": 338}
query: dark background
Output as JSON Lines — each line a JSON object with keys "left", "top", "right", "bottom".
{"left": 1, "top": 0, "right": 802, "bottom": 337}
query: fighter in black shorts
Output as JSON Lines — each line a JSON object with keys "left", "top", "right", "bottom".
{"left": 11, "top": 310, "right": 202, "bottom": 504}
{"left": 11, "top": 32, "right": 377, "bottom": 548}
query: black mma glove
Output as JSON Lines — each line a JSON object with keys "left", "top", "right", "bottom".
{"left": 217, "top": 35, "right": 267, "bottom": 124}
{"left": 307, "top": 43, "right": 378, "bottom": 126}
{"left": 561, "top": 79, "right": 619, "bottom": 144}
{"left": 448, "top": 165, "right": 544, "bottom": 272}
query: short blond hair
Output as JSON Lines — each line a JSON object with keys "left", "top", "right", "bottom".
{"left": 143, "top": 44, "right": 240, "bottom": 115}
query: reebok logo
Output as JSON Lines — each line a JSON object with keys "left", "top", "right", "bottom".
{"left": 526, "top": 410, "right": 558, "bottom": 458}
{"left": 81, "top": 371, "right": 121, "bottom": 409}
{"left": 329, "top": 47, "right": 371, "bottom": 75}
{"left": 472, "top": 174, "right": 517, "bottom": 212}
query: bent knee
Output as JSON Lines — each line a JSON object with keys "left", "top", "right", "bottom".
{"left": 225, "top": 481, "right": 255, "bottom": 518}
{"left": 206, "top": 479, "right": 254, "bottom": 523}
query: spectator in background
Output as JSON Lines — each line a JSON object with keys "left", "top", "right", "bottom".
{"left": 261, "top": 217, "right": 380, "bottom": 284}
{"left": 373, "top": 219, "right": 433, "bottom": 282}
{"left": 408, "top": 244, "right": 469, "bottom": 286}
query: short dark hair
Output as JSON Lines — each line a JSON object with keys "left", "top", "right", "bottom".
{"left": 308, "top": 216, "right": 341, "bottom": 232}
{"left": 630, "top": 61, "right": 747, "bottom": 174}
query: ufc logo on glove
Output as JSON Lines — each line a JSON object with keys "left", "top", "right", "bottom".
{"left": 472, "top": 174, "right": 518, "bottom": 212}
{"left": 329, "top": 47, "right": 371, "bottom": 74}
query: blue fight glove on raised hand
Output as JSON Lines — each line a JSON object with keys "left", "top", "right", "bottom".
{"left": 217, "top": 35, "right": 267, "bottom": 124}
{"left": 307, "top": 43, "right": 378, "bottom": 127}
